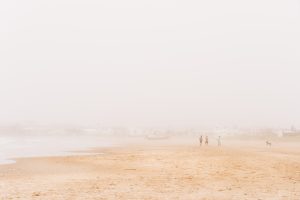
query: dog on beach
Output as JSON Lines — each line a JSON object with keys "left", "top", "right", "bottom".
{"left": 266, "top": 141, "right": 272, "bottom": 147}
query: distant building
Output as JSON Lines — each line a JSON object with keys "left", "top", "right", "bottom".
{"left": 282, "top": 126, "right": 300, "bottom": 137}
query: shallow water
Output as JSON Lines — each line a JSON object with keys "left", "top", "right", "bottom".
{"left": 0, "top": 135, "right": 114, "bottom": 164}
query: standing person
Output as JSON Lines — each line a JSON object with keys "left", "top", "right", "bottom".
{"left": 205, "top": 136, "right": 208, "bottom": 145}
{"left": 217, "top": 136, "right": 221, "bottom": 146}
{"left": 199, "top": 135, "right": 203, "bottom": 146}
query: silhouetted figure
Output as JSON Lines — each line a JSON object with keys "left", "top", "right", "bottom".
{"left": 199, "top": 135, "right": 203, "bottom": 146}
{"left": 205, "top": 136, "right": 208, "bottom": 145}
{"left": 217, "top": 136, "right": 221, "bottom": 146}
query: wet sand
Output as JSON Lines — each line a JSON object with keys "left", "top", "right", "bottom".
{"left": 0, "top": 141, "right": 299, "bottom": 199}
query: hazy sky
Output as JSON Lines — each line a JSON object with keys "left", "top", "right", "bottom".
{"left": 0, "top": 0, "right": 299, "bottom": 128}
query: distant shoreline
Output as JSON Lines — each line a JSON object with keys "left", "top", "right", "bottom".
{"left": 0, "top": 135, "right": 116, "bottom": 165}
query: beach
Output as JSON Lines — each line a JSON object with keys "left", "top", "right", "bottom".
{"left": 0, "top": 139, "right": 299, "bottom": 200}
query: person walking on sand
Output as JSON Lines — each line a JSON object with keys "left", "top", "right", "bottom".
{"left": 199, "top": 135, "right": 203, "bottom": 146}
{"left": 217, "top": 136, "right": 221, "bottom": 146}
{"left": 205, "top": 136, "right": 208, "bottom": 145}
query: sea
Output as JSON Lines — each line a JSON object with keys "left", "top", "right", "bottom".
{"left": 0, "top": 134, "right": 114, "bottom": 164}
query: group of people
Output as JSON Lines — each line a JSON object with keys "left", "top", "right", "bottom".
{"left": 199, "top": 135, "right": 208, "bottom": 146}
{"left": 199, "top": 135, "right": 221, "bottom": 146}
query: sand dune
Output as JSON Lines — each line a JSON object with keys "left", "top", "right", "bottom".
{"left": 0, "top": 142, "right": 299, "bottom": 199}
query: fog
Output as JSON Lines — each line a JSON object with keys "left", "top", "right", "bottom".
{"left": 1, "top": 0, "right": 300, "bottom": 128}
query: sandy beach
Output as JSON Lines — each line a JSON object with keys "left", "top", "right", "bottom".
{"left": 0, "top": 140, "right": 299, "bottom": 200}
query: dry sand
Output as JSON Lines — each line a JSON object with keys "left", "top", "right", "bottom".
{"left": 0, "top": 140, "right": 299, "bottom": 200}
